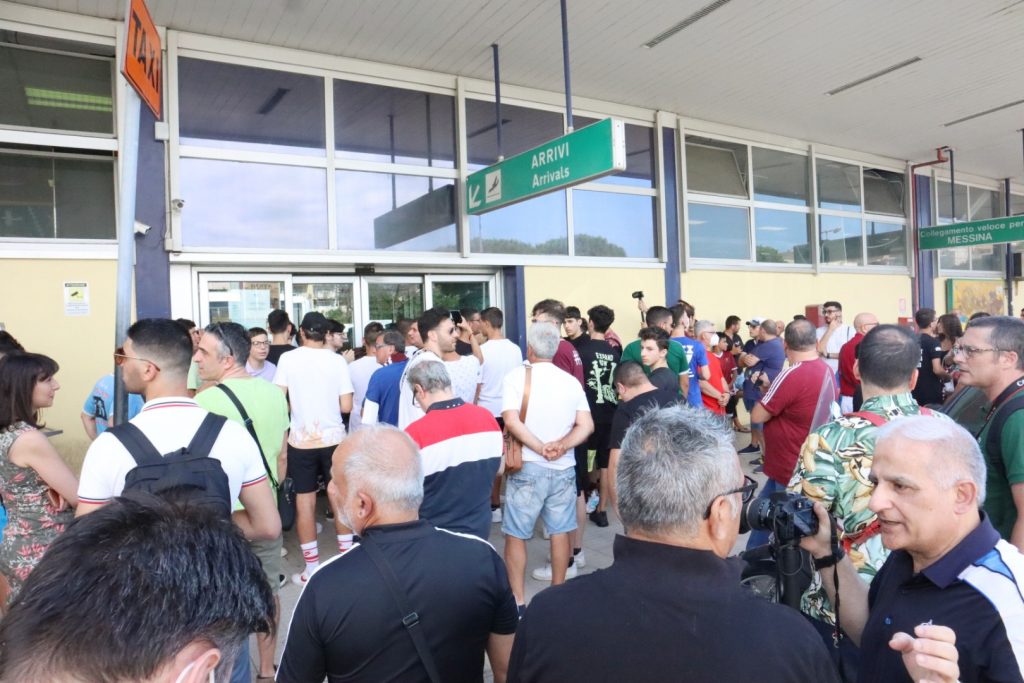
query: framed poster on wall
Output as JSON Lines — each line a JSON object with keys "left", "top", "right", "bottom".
{"left": 945, "top": 279, "right": 1006, "bottom": 320}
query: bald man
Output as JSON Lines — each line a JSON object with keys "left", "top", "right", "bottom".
{"left": 278, "top": 424, "right": 518, "bottom": 683}
{"left": 838, "top": 312, "right": 879, "bottom": 413}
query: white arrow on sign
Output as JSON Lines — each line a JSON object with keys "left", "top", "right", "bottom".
{"left": 468, "top": 184, "right": 482, "bottom": 209}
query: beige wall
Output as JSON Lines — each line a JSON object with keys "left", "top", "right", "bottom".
{"left": 680, "top": 270, "right": 914, "bottom": 331}
{"left": 522, "top": 266, "right": 664, "bottom": 336}
{"left": 0, "top": 259, "right": 119, "bottom": 473}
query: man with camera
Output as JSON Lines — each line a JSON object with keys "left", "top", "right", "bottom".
{"left": 508, "top": 405, "right": 839, "bottom": 682}
{"left": 801, "top": 416, "right": 1023, "bottom": 683}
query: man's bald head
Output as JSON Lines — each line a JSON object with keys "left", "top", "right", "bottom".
{"left": 853, "top": 312, "right": 879, "bottom": 335}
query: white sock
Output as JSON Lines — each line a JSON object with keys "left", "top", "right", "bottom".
{"left": 301, "top": 540, "right": 319, "bottom": 574}
{"left": 337, "top": 533, "right": 354, "bottom": 553}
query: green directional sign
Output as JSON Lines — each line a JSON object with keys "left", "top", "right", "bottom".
{"left": 919, "top": 215, "right": 1024, "bottom": 250}
{"left": 466, "top": 117, "right": 626, "bottom": 215}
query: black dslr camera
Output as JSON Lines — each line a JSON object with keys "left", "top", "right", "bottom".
{"left": 631, "top": 290, "right": 644, "bottom": 300}
{"left": 741, "top": 491, "right": 818, "bottom": 545}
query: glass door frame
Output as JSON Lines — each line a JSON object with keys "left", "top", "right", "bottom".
{"left": 423, "top": 273, "right": 498, "bottom": 310}
{"left": 196, "top": 272, "right": 292, "bottom": 329}
{"left": 292, "top": 274, "right": 362, "bottom": 345}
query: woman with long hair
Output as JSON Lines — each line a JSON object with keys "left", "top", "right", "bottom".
{"left": 0, "top": 352, "right": 78, "bottom": 601}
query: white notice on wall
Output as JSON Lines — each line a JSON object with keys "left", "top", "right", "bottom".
{"left": 63, "top": 282, "right": 90, "bottom": 317}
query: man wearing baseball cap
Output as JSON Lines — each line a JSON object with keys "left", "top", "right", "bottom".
{"left": 274, "top": 311, "right": 356, "bottom": 586}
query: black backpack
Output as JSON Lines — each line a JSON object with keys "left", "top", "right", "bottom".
{"left": 982, "top": 391, "right": 1024, "bottom": 482}
{"left": 108, "top": 413, "right": 233, "bottom": 516}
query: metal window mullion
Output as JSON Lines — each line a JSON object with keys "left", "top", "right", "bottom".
{"left": 860, "top": 162, "right": 868, "bottom": 267}
{"left": 809, "top": 144, "right": 820, "bottom": 273}
{"left": 677, "top": 118, "right": 689, "bottom": 272}
{"left": 746, "top": 140, "right": 754, "bottom": 260}
{"left": 167, "top": 31, "right": 183, "bottom": 251}
{"left": 456, "top": 76, "right": 470, "bottom": 258}
{"left": 653, "top": 110, "right": 672, "bottom": 264}
{"left": 325, "top": 77, "right": 337, "bottom": 251}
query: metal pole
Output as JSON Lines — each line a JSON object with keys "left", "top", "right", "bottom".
{"left": 1005, "top": 177, "right": 1014, "bottom": 316}
{"left": 560, "top": 0, "right": 573, "bottom": 132}
{"left": 948, "top": 147, "right": 956, "bottom": 221}
{"left": 113, "top": 89, "right": 141, "bottom": 426}
{"left": 491, "top": 43, "right": 504, "bottom": 161}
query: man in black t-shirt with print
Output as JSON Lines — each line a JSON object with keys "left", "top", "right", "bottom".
{"left": 911, "top": 307, "right": 947, "bottom": 406}
{"left": 606, "top": 362, "right": 681, "bottom": 515}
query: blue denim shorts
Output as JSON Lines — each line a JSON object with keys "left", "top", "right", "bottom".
{"left": 502, "top": 462, "right": 578, "bottom": 539}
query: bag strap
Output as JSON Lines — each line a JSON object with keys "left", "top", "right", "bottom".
{"left": 520, "top": 365, "right": 533, "bottom": 422}
{"left": 185, "top": 412, "right": 227, "bottom": 458}
{"left": 108, "top": 422, "right": 164, "bottom": 466}
{"left": 360, "top": 533, "right": 442, "bottom": 683}
{"left": 983, "top": 392, "right": 1024, "bottom": 482}
{"left": 215, "top": 384, "right": 277, "bottom": 488}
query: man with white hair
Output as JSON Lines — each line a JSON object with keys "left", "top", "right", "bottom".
{"left": 508, "top": 405, "right": 839, "bottom": 682}
{"left": 277, "top": 424, "right": 518, "bottom": 683}
{"left": 802, "top": 415, "right": 1023, "bottom": 682}
{"left": 502, "top": 323, "right": 593, "bottom": 606}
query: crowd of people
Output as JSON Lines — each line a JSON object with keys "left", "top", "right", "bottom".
{"left": 0, "top": 294, "right": 1021, "bottom": 682}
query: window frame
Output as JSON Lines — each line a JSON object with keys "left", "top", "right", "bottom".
{"left": 933, "top": 176, "right": 1005, "bottom": 277}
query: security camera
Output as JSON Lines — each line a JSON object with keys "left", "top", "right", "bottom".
{"left": 171, "top": 198, "right": 185, "bottom": 210}
{"left": 133, "top": 220, "right": 151, "bottom": 236}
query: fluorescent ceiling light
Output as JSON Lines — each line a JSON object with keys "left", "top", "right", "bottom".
{"left": 24, "top": 86, "right": 112, "bottom": 112}
{"left": 643, "top": 0, "right": 734, "bottom": 49}
{"left": 825, "top": 57, "right": 922, "bottom": 96}
{"left": 943, "top": 98, "right": 1024, "bottom": 127}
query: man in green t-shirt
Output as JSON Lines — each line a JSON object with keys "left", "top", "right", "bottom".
{"left": 951, "top": 316, "right": 1024, "bottom": 552}
{"left": 194, "top": 321, "right": 289, "bottom": 682}
{"left": 619, "top": 305, "right": 689, "bottom": 396}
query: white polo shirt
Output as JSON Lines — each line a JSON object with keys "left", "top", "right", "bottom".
{"left": 78, "top": 397, "right": 267, "bottom": 506}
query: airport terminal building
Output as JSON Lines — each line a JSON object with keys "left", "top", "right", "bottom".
{"left": 2, "top": 0, "right": 1023, "bottom": 458}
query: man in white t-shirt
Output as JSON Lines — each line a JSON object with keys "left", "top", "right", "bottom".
{"left": 77, "top": 319, "right": 281, "bottom": 544}
{"left": 397, "top": 307, "right": 456, "bottom": 429}
{"left": 501, "top": 322, "right": 593, "bottom": 611}
{"left": 273, "top": 311, "right": 355, "bottom": 585}
{"left": 815, "top": 300, "right": 856, "bottom": 374}
{"left": 347, "top": 329, "right": 383, "bottom": 433}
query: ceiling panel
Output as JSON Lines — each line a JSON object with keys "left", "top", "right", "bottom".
{"left": 8, "top": 0, "right": 1024, "bottom": 183}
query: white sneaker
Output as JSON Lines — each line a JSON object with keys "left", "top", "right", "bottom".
{"left": 546, "top": 550, "right": 586, "bottom": 568}
{"left": 291, "top": 570, "right": 312, "bottom": 587}
{"left": 316, "top": 522, "right": 324, "bottom": 534}
{"left": 542, "top": 528, "right": 550, "bottom": 540}
{"left": 280, "top": 546, "right": 288, "bottom": 558}
{"left": 531, "top": 562, "right": 578, "bottom": 581}
{"left": 491, "top": 508, "right": 502, "bottom": 523}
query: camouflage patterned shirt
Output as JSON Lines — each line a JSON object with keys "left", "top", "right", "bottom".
{"left": 786, "top": 392, "right": 948, "bottom": 625}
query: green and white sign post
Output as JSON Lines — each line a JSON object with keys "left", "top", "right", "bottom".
{"left": 465, "top": 117, "right": 626, "bottom": 215}
{"left": 919, "top": 215, "right": 1024, "bottom": 250}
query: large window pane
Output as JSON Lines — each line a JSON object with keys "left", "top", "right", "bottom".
{"left": 292, "top": 282, "right": 356, "bottom": 347}
{"left": 865, "top": 221, "right": 907, "bottom": 266}
{"left": 752, "top": 148, "right": 807, "bottom": 206}
{"left": 466, "top": 100, "right": 563, "bottom": 168}
{"left": 575, "top": 117, "right": 655, "bottom": 188}
{"left": 970, "top": 244, "right": 999, "bottom": 271}
{"left": 178, "top": 58, "right": 325, "bottom": 156}
{"left": 819, "top": 215, "right": 862, "bottom": 265}
{"left": 937, "top": 181, "right": 968, "bottom": 223}
{"left": 939, "top": 248, "right": 970, "bottom": 271}
{"left": 469, "top": 192, "right": 568, "bottom": 254}
{"left": 969, "top": 187, "right": 998, "bottom": 220}
{"left": 864, "top": 168, "right": 905, "bottom": 216}
{"left": 817, "top": 159, "right": 861, "bottom": 212}
{"left": 0, "top": 44, "right": 113, "bottom": 134}
{"left": 368, "top": 282, "right": 423, "bottom": 327}
{"left": 334, "top": 80, "right": 454, "bottom": 168}
{"left": 0, "top": 152, "right": 115, "bottom": 239}
{"left": 336, "top": 171, "right": 456, "bottom": 252}
{"left": 685, "top": 136, "right": 747, "bottom": 198}
{"left": 432, "top": 282, "right": 490, "bottom": 310}
{"left": 573, "top": 191, "right": 655, "bottom": 257}
{"left": 754, "top": 208, "right": 811, "bottom": 264}
{"left": 688, "top": 203, "right": 749, "bottom": 259}
{"left": 1012, "top": 195, "right": 1024, "bottom": 216}
{"left": 206, "top": 280, "right": 285, "bottom": 330}
{"left": 180, "top": 159, "right": 328, "bottom": 248}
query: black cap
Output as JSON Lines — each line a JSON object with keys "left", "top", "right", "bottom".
{"left": 300, "top": 311, "right": 329, "bottom": 332}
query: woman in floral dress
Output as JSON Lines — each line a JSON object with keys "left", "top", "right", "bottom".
{"left": 0, "top": 352, "right": 79, "bottom": 602}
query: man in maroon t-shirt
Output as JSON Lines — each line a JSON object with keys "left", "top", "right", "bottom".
{"left": 837, "top": 312, "right": 878, "bottom": 413}
{"left": 532, "top": 299, "right": 585, "bottom": 386}
{"left": 748, "top": 319, "right": 838, "bottom": 549}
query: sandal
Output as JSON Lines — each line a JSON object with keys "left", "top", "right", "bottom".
{"left": 735, "top": 425, "right": 751, "bottom": 433}
{"left": 256, "top": 664, "right": 278, "bottom": 681}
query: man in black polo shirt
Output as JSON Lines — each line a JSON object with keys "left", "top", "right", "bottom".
{"left": 508, "top": 405, "right": 839, "bottom": 683}
{"left": 911, "top": 307, "right": 947, "bottom": 407}
{"left": 802, "top": 415, "right": 1023, "bottom": 683}
{"left": 278, "top": 424, "right": 518, "bottom": 683}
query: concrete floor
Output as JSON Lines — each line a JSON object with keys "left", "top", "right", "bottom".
{"left": 244, "top": 428, "right": 763, "bottom": 681}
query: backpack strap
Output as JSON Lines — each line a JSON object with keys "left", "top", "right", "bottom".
{"left": 108, "top": 422, "right": 165, "bottom": 466}
{"left": 186, "top": 413, "right": 227, "bottom": 457}
{"left": 844, "top": 411, "right": 886, "bottom": 427}
{"left": 984, "top": 393, "right": 1024, "bottom": 482}
{"left": 215, "top": 384, "right": 277, "bottom": 488}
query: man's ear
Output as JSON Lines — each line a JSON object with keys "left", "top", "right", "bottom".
{"left": 951, "top": 479, "right": 978, "bottom": 514}
{"left": 708, "top": 496, "right": 736, "bottom": 542}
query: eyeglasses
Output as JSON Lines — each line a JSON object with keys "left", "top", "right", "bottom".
{"left": 952, "top": 344, "right": 1003, "bottom": 359}
{"left": 251, "top": 340, "right": 269, "bottom": 348}
{"left": 113, "top": 353, "right": 161, "bottom": 372}
{"left": 702, "top": 475, "right": 758, "bottom": 519}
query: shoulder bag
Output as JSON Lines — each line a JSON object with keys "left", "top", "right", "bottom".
{"left": 502, "top": 365, "right": 532, "bottom": 473}
{"left": 215, "top": 383, "right": 296, "bottom": 532}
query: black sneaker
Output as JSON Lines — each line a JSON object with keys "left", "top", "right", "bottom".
{"left": 277, "top": 574, "right": 287, "bottom": 589}
{"left": 589, "top": 510, "right": 609, "bottom": 527}
{"left": 325, "top": 508, "right": 335, "bottom": 521}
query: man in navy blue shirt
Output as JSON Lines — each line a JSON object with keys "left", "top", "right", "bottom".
{"left": 802, "top": 415, "right": 1023, "bottom": 683}
{"left": 739, "top": 318, "right": 785, "bottom": 457}
{"left": 670, "top": 301, "right": 709, "bottom": 409}
{"left": 362, "top": 329, "right": 409, "bottom": 427}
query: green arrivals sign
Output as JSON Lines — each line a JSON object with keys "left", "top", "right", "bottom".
{"left": 919, "top": 215, "right": 1024, "bottom": 250}
{"left": 465, "top": 117, "right": 627, "bottom": 215}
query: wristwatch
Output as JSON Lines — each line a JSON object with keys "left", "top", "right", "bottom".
{"left": 812, "top": 546, "right": 846, "bottom": 570}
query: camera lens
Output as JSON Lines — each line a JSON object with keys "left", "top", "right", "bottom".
{"left": 739, "top": 496, "right": 772, "bottom": 535}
